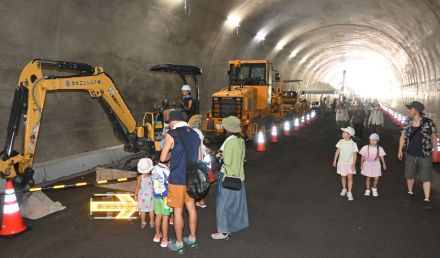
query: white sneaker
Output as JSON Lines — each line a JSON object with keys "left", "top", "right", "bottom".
{"left": 372, "top": 187, "right": 379, "bottom": 197}
{"left": 364, "top": 189, "right": 371, "bottom": 196}
{"left": 347, "top": 192, "right": 354, "bottom": 201}
{"left": 340, "top": 189, "right": 347, "bottom": 196}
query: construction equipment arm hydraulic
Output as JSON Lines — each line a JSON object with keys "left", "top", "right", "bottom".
{"left": 0, "top": 59, "right": 155, "bottom": 183}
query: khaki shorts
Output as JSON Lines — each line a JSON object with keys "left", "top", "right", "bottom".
{"left": 405, "top": 154, "right": 433, "bottom": 182}
{"left": 167, "top": 184, "right": 193, "bottom": 208}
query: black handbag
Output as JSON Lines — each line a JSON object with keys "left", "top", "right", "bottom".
{"left": 222, "top": 176, "right": 242, "bottom": 191}
{"left": 176, "top": 129, "right": 210, "bottom": 200}
{"left": 221, "top": 139, "right": 244, "bottom": 191}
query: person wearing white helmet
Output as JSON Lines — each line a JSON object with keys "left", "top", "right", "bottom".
{"left": 359, "top": 133, "right": 387, "bottom": 197}
{"left": 134, "top": 158, "right": 155, "bottom": 229}
{"left": 333, "top": 127, "right": 359, "bottom": 201}
{"left": 181, "top": 84, "right": 195, "bottom": 118}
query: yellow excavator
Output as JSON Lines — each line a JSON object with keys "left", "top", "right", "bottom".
{"left": 0, "top": 59, "right": 202, "bottom": 186}
{"left": 203, "top": 60, "right": 298, "bottom": 139}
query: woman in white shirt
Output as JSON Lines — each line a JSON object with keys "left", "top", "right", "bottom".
{"left": 368, "top": 105, "right": 384, "bottom": 133}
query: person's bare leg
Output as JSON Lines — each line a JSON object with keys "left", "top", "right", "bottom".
{"left": 407, "top": 178, "right": 415, "bottom": 193}
{"left": 154, "top": 214, "right": 163, "bottom": 238}
{"left": 149, "top": 211, "right": 155, "bottom": 225}
{"left": 373, "top": 177, "right": 379, "bottom": 188}
{"left": 341, "top": 176, "right": 347, "bottom": 190}
{"left": 348, "top": 174, "right": 353, "bottom": 192}
{"left": 365, "top": 177, "right": 371, "bottom": 190}
{"left": 173, "top": 207, "right": 184, "bottom": 243}
{"left": 162, "top": 215, "right": 169, "bottom": 241}
{"left": 141, "top": 212, "right": 146, "bottom": 224}
{"left": 185, "top": 200, "right": 197, "bottom": 239}
{"left": 423, "top": 181, "right": 431, "bottom": 200}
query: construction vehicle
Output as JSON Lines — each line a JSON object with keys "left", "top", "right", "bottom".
{"left": 144, "top": 64, "right": 202, "bottom": 149}
{"left": 0, "top": 59, "right": 202, "bottom": 186}
{"left": 203, "top": 60, "right": 298, "bottom": 138}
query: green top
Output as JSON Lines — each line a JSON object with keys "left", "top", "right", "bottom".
{"left": 222, "top": 135, "right": 245, "bottom": 181}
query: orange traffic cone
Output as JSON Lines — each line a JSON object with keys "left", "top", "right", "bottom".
{"left": 300, "top": 116, "right": 306, "bottom": 127}
{"left": 0, "top": 181, "right": 27, "bottom": 236}
{"left": 271, "top": 125, "right": 279, "bottom": 143}
{"left": 294, "top": 118, "right": 300, "bottom": 132}
{"left": 283, "top": 120, "right": 291, "bottom": 136}
{"left": 257, "top": 131, "right": 266, "bottom": 152}
{"left": 209, "top": 164, "right": 215, "bottom": 183}
{"left": 311, "top": 110, "right": 316, "bottom": 121}
{"left": 433, "top": 138, "right": 440, "bottom": 163}
{"left": 306, "top": 114, "right": 311, "bottom": 125}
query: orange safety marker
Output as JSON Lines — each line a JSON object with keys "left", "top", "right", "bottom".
{"left": 203, "top": 154, "right": 215, "bottom": 183}
{"left": 257, "top": 131, "right": 266, "bottom": 152}
{"left": 311, "top": 110, "right": 316, "bottom": 121}
{"left": 283, "top": 120, "right": 291, "bottom": 136}
{"left": 433, "top": 138, "right": 440, "bottom": 163}
{"left": 209, "top": 164, "right": 215, "bottom": 183}
{"left": 0, "top": 181, "right": 27, "bottom": 237}
{"left": 306, "top": 114, "right": 311, "bottom": 125}
{"left": 300, "top": 116, "right": 306, "bottom": 127}
{"left": 294, "top": 118, "right": 300, "bottom": 132}
{"left": 271, "top": 125, "right": 279, "bottom": 143}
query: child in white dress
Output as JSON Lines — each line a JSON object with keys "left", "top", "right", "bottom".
{"left": 135, "top": 158, "right": 154, "bottom": 228}
{"left": 333, "top": 127, "right": 359, "bottom": 201}
{"left": 359, "top": 133, "right": 387, "bottom": 197}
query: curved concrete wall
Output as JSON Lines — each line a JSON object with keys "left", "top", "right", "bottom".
{"left": 1, "top": 0, "right": 440, "bottom": 163}
{"left": 0, "top": 0, "right": 290, "bottom": 162}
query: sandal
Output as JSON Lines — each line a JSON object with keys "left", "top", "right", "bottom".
{"left": 160, "top": 239, "right": 169, "bottom": 248}
{"left": 153, "top": 234, "right": 162, "bottom": 243}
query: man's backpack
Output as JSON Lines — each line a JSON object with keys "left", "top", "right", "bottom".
{"left": 176, "top": 129, "right": 210, "bottom": 200}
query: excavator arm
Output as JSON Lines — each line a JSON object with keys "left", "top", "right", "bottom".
{"left": 0, "top": 59, "right": 155, "bottom": 183}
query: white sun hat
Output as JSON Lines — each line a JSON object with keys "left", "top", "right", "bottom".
{"left": 369, "top": 133, "right": 380, "bottom": 141}
{"left": 137, "top": 158, "right": 154, "bottom": 174}
{"left": 341, "top": 127, "right": 355, "bottom": 137}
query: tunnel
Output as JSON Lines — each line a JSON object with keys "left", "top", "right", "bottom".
{"left": 0, "top": 0, "right": 439, "bottom": 163}
{"left": 0, "top": 0, "right": 440, "bottom": 257}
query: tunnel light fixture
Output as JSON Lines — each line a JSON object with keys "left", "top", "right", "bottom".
{"left": 300, "top": 57, "right": 307, "bottom": 64}
{"left": 275, "top": 42, "right": 284, "bottom": 50}
{"left": 289, "top": 50, "right": 297, "bottom": 58}
{"left": 226, "top": 16, "right": 240, "bottom": 28}
{"left": 256, "top": 32, "right": 266, "bottom": 41}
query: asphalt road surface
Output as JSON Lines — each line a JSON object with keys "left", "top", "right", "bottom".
{"left": 1, "top": 113, "right": 440, "bottom": 258}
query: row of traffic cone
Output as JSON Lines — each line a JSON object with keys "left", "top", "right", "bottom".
{"left": 257, "top": 110, "right": 317, "bottom": 152}
{"left": 381, "top": 104, "right": 407, "bottom": 128}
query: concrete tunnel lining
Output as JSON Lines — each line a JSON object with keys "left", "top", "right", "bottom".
{"left": 0, "top": 0, "right": 439, "bottom": 183}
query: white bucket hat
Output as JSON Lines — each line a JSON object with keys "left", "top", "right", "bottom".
{"left": 369, "top": 133, "right": 380, "bottom": 141}
{"left": 341, "top": 127, "right": 355, "bottom": 137}
{"left": 137, "top": 158, "right": 154, "bottom": 174}
{"left": 181, "top": 85, "right": 191, "bottom": 91}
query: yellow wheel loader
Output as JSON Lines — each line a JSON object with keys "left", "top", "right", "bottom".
{"left": 203, "top": 60, "right": 299, "bottom": 140}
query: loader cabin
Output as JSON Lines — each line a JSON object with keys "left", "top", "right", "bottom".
{"left": 210, "top": 60, "right": 273, "bottom": 130}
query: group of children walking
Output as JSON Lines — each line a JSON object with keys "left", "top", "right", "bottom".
{"left": 333, "top": 126, "right": 387, "bottom": 201}
{"left": 134, "top": 158, "right": 172, "bottom": 248}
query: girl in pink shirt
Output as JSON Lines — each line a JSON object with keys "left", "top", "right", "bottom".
{"left": 359, "top": 133, "right": 387, "bottom": 197}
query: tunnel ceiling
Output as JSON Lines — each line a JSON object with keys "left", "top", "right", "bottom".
{"left": 199, "top": 0, "right": 440, "bottom": 97}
